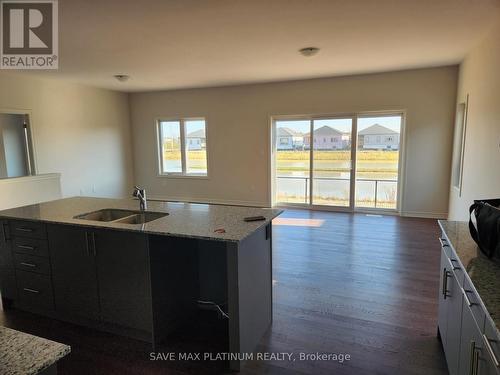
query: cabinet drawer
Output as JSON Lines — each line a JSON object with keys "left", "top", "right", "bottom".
{"left": 16, "top": 270, "right": 54, "bottom": 311}
{"left": 483, "top": 318, "right": 500, "bottom": 371}
{"left": 13, "top": 253, "right": 51, "bottom": 275}
{"left": 10, "top": 220, "right": 47, "bottom": 240}
{"left": 12, "top": 237, "right": 49, "bottom": 257}
{"left": 462, "top": 277, "right": 485, "bottom": 330}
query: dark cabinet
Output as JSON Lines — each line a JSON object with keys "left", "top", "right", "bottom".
{"left": 48, "top": 224, "right": 100, "bottom": 320}
{"left": 94, "top": 230, "right": 152, "bottom": 332}
{"left": 2, "top": 218, "right": 165, "bottom": 342}
{"left": 0, "top": 220, "right": 12, "bottom": 266}
{"left": 16, "top": 270, "right": 54, "bottom": 311}
{"left": 0, "top": 220, "right": 16, "bottom": 300}
{"left": 49, "top": 225, "right": 153, "bottom": 333}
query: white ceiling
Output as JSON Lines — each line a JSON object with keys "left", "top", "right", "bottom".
{"left": 23, "top": 0, "right": 500, "bottom": 92}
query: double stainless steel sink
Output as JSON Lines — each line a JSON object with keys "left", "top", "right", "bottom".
{"left": 74, "top": 208, "right": 168, "bottom": 225}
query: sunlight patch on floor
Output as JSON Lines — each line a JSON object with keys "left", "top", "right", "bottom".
{"left": 272, "top": 218, "right": 325, "bottom": 227}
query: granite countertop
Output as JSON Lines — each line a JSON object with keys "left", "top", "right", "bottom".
{"left": 0, "top": 326, "right": 70, "bottom": 375}
{"left": 438, "top": 220, "right": 500, "bottom": 332}
{"left": 0, "top": 197, "right": 282, "bottom": 242}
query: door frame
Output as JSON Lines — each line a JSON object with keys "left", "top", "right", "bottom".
{"left": 269, "top": 110, "right": 407, "bottom": 214}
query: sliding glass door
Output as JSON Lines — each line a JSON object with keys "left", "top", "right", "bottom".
{"left": 274, "top": 117, "right": 354, "bottom": 209}
{"left": 355, "top": 114, "right": 402, "bottom": 210}
{"left": 311, "top": 118, "right": 353, "bottom": 207}
{"left": 274, "top": 112, "right": 403, "bottom": 212}
{"left": 274, "top": 119, "right": 311, "bottom": 204}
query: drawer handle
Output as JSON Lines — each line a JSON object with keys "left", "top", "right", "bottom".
{"left": 442, "top": 269, "right": 450, "bottom": 299}
{"left": 439, "top": 237, "right": 449, "bottom": 247}
{"left": 16, "top": 227, "right": 34, "bottom": 233}
{"left": 448, "top": 257, "right": 460, "bottom": 270}
{"left": 462, "top": 289, "right": 476, "bottom": 307}
{"left": 473, "top": 347, "right": 479, "bottom": 375}
{"left": 20, "top": 262, "right": 36, "bottom": 268}
{"left": 483, "top": 334, "right": 500, "bottom": 367}
{"left": 23, "top": 288, "right": 40, "bottom": 294}
{"left": 17, "top": 245, "right": 35, "bottom": 250}
{"left": 469, "top": 340, "right": 476, "bottom": 375}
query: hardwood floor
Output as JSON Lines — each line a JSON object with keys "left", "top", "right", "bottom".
{"left": 0, "top": 209, "right": 448, "bottom": 375}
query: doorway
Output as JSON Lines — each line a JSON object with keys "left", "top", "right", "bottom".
{"left": 272, "top": 113, "right": 404, "bottom": 212}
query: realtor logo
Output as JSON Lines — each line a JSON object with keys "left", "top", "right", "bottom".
{"left": 1, "top": 0, "right": 58, "bottom": 69}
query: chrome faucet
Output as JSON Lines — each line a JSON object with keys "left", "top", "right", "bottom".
{"left": 132, "top": 186, "right": 147, "bottom": 211}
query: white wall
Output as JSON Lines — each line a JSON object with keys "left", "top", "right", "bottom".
{"left": 0, "top": 72, "right": 134, "bottom": 205}
{"left": 0, "top": 174, "right": 62, "bottom": 210}
{"left": 130, "top": 66, "right": 458, "bottom": 217}
{"left": 448, "top": 17, "right": 500, "bottom": 221}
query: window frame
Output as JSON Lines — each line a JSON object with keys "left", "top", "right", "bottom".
{"left": 156, "top": 117, "right": 209, "bottom": 179}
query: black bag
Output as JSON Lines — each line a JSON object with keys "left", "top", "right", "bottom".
{"left": 469, "top": 199, "right": 500, "bottom": 262}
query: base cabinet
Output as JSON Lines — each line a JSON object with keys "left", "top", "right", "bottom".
{"left": 438, "top": 235, "right": 500, "bottom": 375}
{"left": 2, "top": 221, "right": 154, "bottom": 341}
{"left": 459, "top": 298, "right": 499, "bottom": 375}
{"left": 94, "top": 229, "right": 152, "bottom": 332}
{"left": 438, "top": 246, "right": 463, "bottom": 375}
{"left": 0, "top": 220, "right": 16, "bottom": 300}
{"left": 48, "top": 225, "right": 100, "bottom": 321}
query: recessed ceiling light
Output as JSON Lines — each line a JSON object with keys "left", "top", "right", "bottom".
{"left": 114, "top": 74, "right": 130, "bottom": 82}
{"left": 299, "top": 47, "right": 320, "bottom": 57}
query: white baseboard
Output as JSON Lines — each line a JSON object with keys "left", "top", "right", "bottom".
{"left": 401, "top": 211, "right": 448, "bottom": 219}
{"left": 148, "top": 194, "right": 270, "bottom": 208}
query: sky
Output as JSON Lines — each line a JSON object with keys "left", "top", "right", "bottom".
{"left": 276, "top": 115, "right": 401, "bottom": 134}
{"left": 160, "top": 120, "right": 205, "bottom": 140}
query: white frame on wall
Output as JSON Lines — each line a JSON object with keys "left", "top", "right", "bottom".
{"left": 269, "top": 110, "right": 407, "bottom": 214}
{"left": 451, "top": 94, "right": 469, "bottom": 197}
{"left": 155, "top": 117, "right": 210, "bottom": 179}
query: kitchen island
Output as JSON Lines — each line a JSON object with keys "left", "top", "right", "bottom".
{"left": 0, "top": 197, "right": 282, "bottom": 371}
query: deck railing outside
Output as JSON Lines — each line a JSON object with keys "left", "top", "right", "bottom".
{"left": 276, "top": 176, "right": 397, "bottom": 209}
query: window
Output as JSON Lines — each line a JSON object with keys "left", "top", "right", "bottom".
{"left": 386, "top": 136, "right": 393, "bottom": 142}
{"left": 157, "top": 118, "right": 208, "bottom": 176}
{"left": 280, "top": 137, "right": 289, "bottom": 145}
{"left": 0, "top": 112, "right": 35, "bottom": 178}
